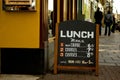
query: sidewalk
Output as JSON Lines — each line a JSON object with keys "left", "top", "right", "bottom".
{"left": 0, "top": 65, "right": 119, "bottom": 80}
{"left": 99, "top": 29, "right": 120, "bottom": 66}
{"left": 0, "top": 28, "right": 120, "bottom": 80}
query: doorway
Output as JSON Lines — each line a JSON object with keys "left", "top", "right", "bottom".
{"left": 48, "top": 0, "right": 54, "bottom": 38}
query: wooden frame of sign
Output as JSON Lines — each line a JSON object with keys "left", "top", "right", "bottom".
{"left": 3, "top": 0, "right": 36, "bottom": 11}
{"left": 54, "top": 21, "right": 99, "bottom": 76}
{"left": 5, "top": 0, "right": 32, "bottom": 5}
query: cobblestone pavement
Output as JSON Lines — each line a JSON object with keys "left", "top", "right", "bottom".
{"left": 99, "top": 29, "right": 120, "bottom": 66}
{"left": 0, "top": 28, "right": 120, "bottom": 80}
{"left": 0, "top": 65, "right": 120, "bottom": 80}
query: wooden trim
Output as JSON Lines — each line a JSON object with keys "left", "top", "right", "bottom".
{"left": 60, "top": 0, "right": 64, "bottom": 21}
{"left": 95, "top": 24, "right": 99, "bottom": 76}
{"left": 53, "top": 0, "right": 57, "bottom": 36}
{"left": 63, "top": 0, "right": 67, "bottom": 21}
{"left": 67, "top": 0, "right": 69, "bottom": 20}
{"left": 68, "top": 0, "right": 72, "bottom": 20}
{"left": 54, "top": 23, "right": 59, "bottom": 74}
{"left": 40, "top": 0, "right": 48, "bottom": 48}
{"left": 58, "top": 66, "right": 96, "bottom": 70}
{"left": 57, "top": 0, "right": 60, "bottom": 23}
{"left": 72, "top": 0, "right": 77, "bottom": 20}
{"left": 54, "top": 22, "right": 99, "bottom": 76}
{"left": 5, "top": 0, "right": 32, "bottom": 5}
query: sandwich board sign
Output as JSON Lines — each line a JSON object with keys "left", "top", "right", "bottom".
{"left": 54, "top": 20, "right": 99, "bottom": 76}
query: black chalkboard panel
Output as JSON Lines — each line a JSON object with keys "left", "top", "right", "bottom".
{"left": 57, "top": 20, "right": 96, "bottom": 67}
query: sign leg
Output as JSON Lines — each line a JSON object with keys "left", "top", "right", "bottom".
{"left": 54, "top": 65, "right": 57, "bottom": 74}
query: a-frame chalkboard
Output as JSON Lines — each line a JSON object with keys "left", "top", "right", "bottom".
{"left": 54, "top": 20, "right": 99, "bottom": 76}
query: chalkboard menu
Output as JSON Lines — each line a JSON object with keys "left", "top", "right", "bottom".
{"left": 58, "top": 20, "right": 96, "bottom": 66}
{"left": 54, "top": 20, "right": 99, "bottom": 75}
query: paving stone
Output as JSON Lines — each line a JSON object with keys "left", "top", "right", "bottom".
{"left": 117, "top": 54, "right": 120, "bottom": 57}
{"left": 100, "top": 58, "right": 113, "bottom": 61}
{"left": 116, "top": 63, "right": 120, "bottom": 66}
{"left": 105, "top": 60, "right": 120, "bottom": 63}
{"left": 99, "top": 60, "right": 105, "bottom": 63}
{"left": 99, "top": 63, "right": 116, "bottom": 66}
{"left": 1, "top": 66, "right": 120, "bottom": 80}
{"left": 0, "top": 74, "right": 39, "bottom": 80}
{"left": 112, "top": 57, "right": 120, "bottom": 60}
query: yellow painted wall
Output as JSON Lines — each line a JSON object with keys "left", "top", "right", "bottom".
{"left": 0, "top": 0, "right": 40, "bottom": 48}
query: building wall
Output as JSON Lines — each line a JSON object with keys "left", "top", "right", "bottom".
{"left": 0, "top": 49, "right": 1, "bottom": 73}
{"left": 0, "top": 1, "right": 47, "bottom": 74}
{"left": 0, "top": 0, "right": 40, "bottom": 48}
{"left": 84, "top": 0, "right": 90, "bottom": 19}
{"left": 83, "top": 0, "right": 92, "bottom": 22}
{"left": 116, "top": 14, "right": 120, "bottom": 21}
